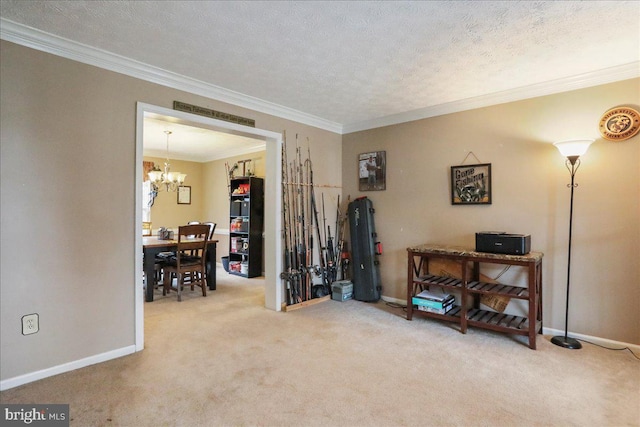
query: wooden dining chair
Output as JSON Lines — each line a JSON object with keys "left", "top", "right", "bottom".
{"left": 180, "top": 221, "right": 214, "bottom": 285}
{"left": 180, "top": 221, "right": 214, "bottom": 288}
{"left": 204, "top": 222, "right": 217, "bottom": 240}
{"left": 162, "top": 224, "right": 210, "bottom": 301}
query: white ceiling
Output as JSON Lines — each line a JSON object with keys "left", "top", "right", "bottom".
{"left": 1, "top": 1, "right": 639, "bottom": 135}
{"left": 143, "top": 116, "right": 266, "bottom": 163}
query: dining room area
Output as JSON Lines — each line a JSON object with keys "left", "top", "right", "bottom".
{"left": 141, "top": 115, "right": 267, "bottom": 303}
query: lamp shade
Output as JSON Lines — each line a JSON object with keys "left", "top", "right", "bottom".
{"left": 553, "top": 139, "right": 594, "bottom": 158}
{"left": 148, "top": 170, "right": 162, "bottom": 183}
{"left": 166, "top": 172, "right": 178, "bottom": 183}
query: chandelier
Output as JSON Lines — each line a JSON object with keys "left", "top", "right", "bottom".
{"left": 147, "top": 130, "right": 186, "bottom": 193}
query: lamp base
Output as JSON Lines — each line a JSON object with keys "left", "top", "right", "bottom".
{"left": 551, "top": 335, "right": 582, "bottom": 349}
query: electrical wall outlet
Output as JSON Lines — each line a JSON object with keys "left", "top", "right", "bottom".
{"left": 22, "top": 313, "right": 39, "bottom": 335}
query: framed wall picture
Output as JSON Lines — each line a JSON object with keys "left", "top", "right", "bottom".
{"left": 450, "top": 163, "right": 491, "bottom": 205}
{"left": 177, "top": 185, "right": 191, "bottom": 205}
{"left": 358, "top": 151, "right": 386, "bottom": 191}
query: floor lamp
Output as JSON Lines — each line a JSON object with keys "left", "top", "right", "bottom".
{"left": 551, "top": 139, "right": 594, "bottom": 350}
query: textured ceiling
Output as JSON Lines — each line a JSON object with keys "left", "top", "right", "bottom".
{"left": 1, "top": 0, "right": 639, "bottom": 132}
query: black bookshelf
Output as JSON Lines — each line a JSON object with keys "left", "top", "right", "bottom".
{"left": 228, "top": 177, "right": 264, "bottom": 278}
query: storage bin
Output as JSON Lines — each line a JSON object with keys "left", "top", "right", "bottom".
{"left": 231, "top": 200, "right": 242, "bottom": 216}
{"left": 240, "top": 200, "right": 250, "bottom": 216}
{"left": 331, "top": 280, "right": 353, "bottom": 302}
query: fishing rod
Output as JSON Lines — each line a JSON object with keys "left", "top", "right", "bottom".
{"left": 336, "top": 195, "right": 350, "bottom": 280}
{"left": 225, "top": 162, "right": 237, "bottom": 199}
{"left": 335, "top": 194, "right": 340, "bottom": 261}
{"left": 321, "top": 192, "right": 327, "bottom": 254}
{"left": 292, "top": 159, "right": 304, "bottom": 303}
{"left": 327, "top": 224, "right": 336, "bottom": 285}
{"left": 287, "top": 138, "right": 300, "bottom": 303}
{"left": 305, "top": 151, "right": 314, "bottom": 301}
{"left": 297, "top": 136, "right": 314, "bottom": 301}
{"left": 280, "top": 132, "right": 299, "bottom": 305}
{"left": 280, "top": 133, "right": 289, "bottom": 301}
{"left": 322, "top": 193, "right": 336, "bottom": 292}
{"left": 302, "top": 143, "right": 312, "bottom": 300}
{"left": 306, "top": 149, "right": 329, "bottom": 297}
{"left": 294, "top": 135, "right": 308, "bottom": 301}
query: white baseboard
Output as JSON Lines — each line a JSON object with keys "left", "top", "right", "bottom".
{"left": 381, "top": 296, "right": 640, "bottom": 353}
{"left": 0, "top": 345, "right": 137, "bottom": 391}
{"left": 541, "top": 327, "right": 640, "bottom": 353}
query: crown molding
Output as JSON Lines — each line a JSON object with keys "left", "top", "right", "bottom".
{"left": 201, "top": 143, "right": 267, "bottom": 163}
{"left": 343, "top": 62, "right": 640, "bottom": 134}
{"left": 0, "top": 18, "right": 343, "bottom": 134}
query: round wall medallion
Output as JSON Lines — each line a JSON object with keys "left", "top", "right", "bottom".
{"left": 599, "top": 106, "right": 640, "bottom": 141}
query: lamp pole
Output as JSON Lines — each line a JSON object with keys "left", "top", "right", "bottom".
{"left": 551, "top": 155, "right": 582, "bottom": 349}
{"left": 551, "top": 139, "right": 593, "bottom": 350}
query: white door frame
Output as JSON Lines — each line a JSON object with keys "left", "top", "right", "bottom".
{"left": 134, "top": 102, "right": 283, "bottom": 350}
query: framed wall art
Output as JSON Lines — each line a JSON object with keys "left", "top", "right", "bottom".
{"left": 177, "top": 185, "right": 191, "bottom": 205}
{"left": 450, "top": 163, "right": 491, "bottom": 205}
{"left": 358, "top": 151, "right": 386, "bottom": 191}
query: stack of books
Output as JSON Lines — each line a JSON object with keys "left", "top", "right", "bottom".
{"left": 412, "top": 288, "right": 455, "bottom": 314}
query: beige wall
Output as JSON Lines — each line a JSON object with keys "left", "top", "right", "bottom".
{"left": 342, "top": 78, "right": 640, "bottom": 344}
{"left": 0, "top": 40, "right": 342, "bottom": 383}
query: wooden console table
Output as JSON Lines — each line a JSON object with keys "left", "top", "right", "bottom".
{"left": 407, "top": 244, "right": 543, "bottom": 349}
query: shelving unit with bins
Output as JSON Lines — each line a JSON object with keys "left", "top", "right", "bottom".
{"left": 407, "top": 244, "right": 543, "bottom": 349}
{"left": 229, "top": 177, "right": 264, "bottom": 278}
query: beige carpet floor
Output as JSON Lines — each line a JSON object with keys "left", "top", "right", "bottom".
{"left": 1, "top": 266, "right": 639, "bottom": 426}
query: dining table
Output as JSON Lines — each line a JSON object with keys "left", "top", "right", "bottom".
{"left": 143, "top": 235, "right": 218, "bottom": 302}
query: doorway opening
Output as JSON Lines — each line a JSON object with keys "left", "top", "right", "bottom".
{"left": 134, "top": 102, "right": 283, "bottom": 350}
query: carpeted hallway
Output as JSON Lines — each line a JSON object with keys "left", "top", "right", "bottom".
{"left": 1, "top": 265, "right": 638, "bottom": 426}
